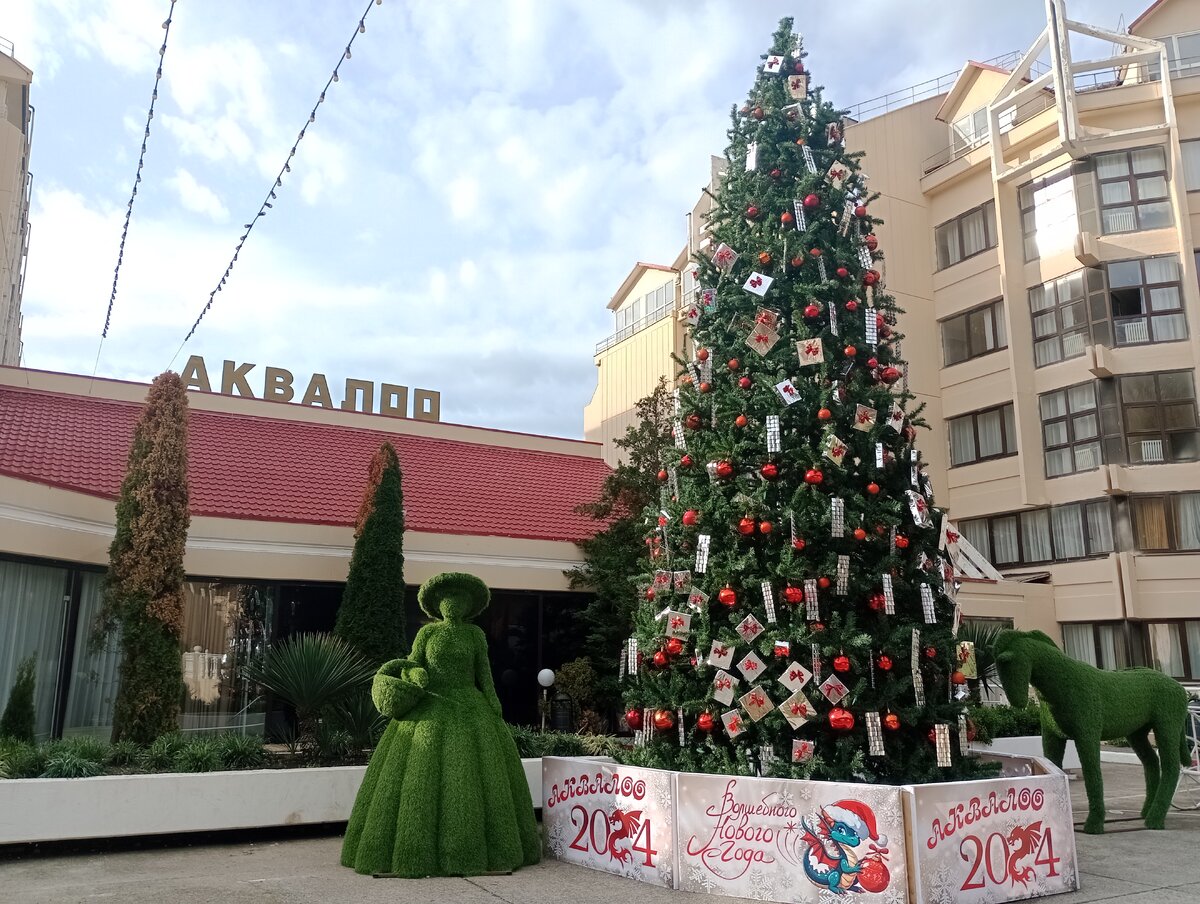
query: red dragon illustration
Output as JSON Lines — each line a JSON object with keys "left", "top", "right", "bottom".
{"left": 1006, "top": 821, "right": 1043, "bottom": 888}
{"left": 607, "top": 808, "right": 644, "bottom": 865}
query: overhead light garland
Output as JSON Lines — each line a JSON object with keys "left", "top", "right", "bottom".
{"left": 170, "top": 0, "right": 383, "bottom": 363}
{"left": 100, "top": 0, "right": 178, "bottom": 340}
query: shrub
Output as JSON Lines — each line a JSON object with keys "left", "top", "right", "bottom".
{"left": 327, "top": 690, "right": 386, "bottom": 750}
{"left": 106, "top": 739, "right": 143, "bottom": 768}
{"left": 42, "top": 750, "right": 105, "bottom": 778}
{"left": 2, "top": 742, "right": 47, "bottom": 778}
{"left": 215, "top": 733, "right": 268, "bottom": 771}
{"left": 0, "top": 654, "right": 38, "bottom": 743}
{"left": 173, "top": 738, "right": 222, "bottom": 773}
{"left": 579, "top": 734, "right": 624, "bottom": 758}
{"left": 142, "top": 733, "right": 186, "bottom": 771}
{"left": 506, "top": 726, "right": 592, "bottom": 759}
{"left": 968, "top": 702, "right": 1042, "bottom": 744}
{"left": 314, "top": 724, "right": 353, "bottom": 764}
{"left": 54, "top": 736, "right": 109, "bottom": 765}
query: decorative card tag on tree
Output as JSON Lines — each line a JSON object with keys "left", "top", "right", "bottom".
{"left": 779, "top": 661, "right": 812, "bottom": 692}
{"left": 802, "top": 144, "right": 818, "bottom": 173}
{"left": 804, "top": 579, "right": 819, "bottom": 621}
{"left": 837, "top": 555, "right": 850, "bottom": 595}
{"left": 713, "top": 243, "right": 738, "bottom": 273}
{"left": 699, "top": 357, "right": 713, "bottom": 383}
{"left": 791, "top": 199, "right": 807, "bottom": 231}
{"left": 712, "top": 670, "right": 740, "bottom": 706}
{"left": 817, "top": 257, "right": 828, "bottom": 282}
{"left": 743, "top": 272, "right": 773, "bottom": 296}
{"left": 739, "top": 686, "right": 775, "bottom": 722}
{"left": 686, "top": 586, "right": 707, "bottom": 612}
{"left": 822, "top": 433, "right": 848, "bottom": 467}
{"left": 911, "top": 629, "right": 920, "bottom": 665}
{"left": 858, "top": 244, "right": 874, "bottom": 270}
{"left": 911, "top": 449, "right": 920, "bottom": 487}
{"left": 775, "top": 379, "right": 801, "bottom": 405}
{"left": 828, "top": 298, "right": 839, "bottom": 336}
{"left": 826, "top": 161, "right": 848, "bottom": 190}
{"left": 781, "top": 690, "right": 815, "bottom": 728}
{"left": 737, "top": 651, "right": 766, "bottom": 681}
{"left": 761, "top": 582, "right": 777, "bottom": 624}
{"left": 773, "top": 640, "right": 790, "bottom": 659}
{"left": 796, "top": 337, "right": 824, "bottom": 367}
{"left": 906, "top": 490, "right": 932, "bottom": 527}
{"left": 788, "top": 73, "right": 808, "bottom": 98}
{"left": 753, "top": 306, "right": 780, "bottom": 330}
{"left": 935, "top": 724, "right": 952, "bottom": 767}
{"left": 653, "top": 569, "right": 672, "bottom": 591}
{"left": 763, "top": 54, "right": 785, "bottom": 73}
{"left": 721, "top": 709, "right": 746, "bottom": 739}
{"left": 746, "top": 323, "right": 780, "bottom": 356}
{"left": 667, "top": 610, "right": 692, "bottom": 638}
{"left": 920, "top": 585, "right": 937, "bottom": 624}
{"left": 628, "top": 637, "right": 638, "bottom": 676}
{"left": 854, "top": 404, "right": 876, "bottom": 432}
{"left": 684, "top": 301, "right": 703, "bottom": 326}
{"left": 792, "top": 738, "right": 815, "bottom": 763}
{"left": 865, "top": 711, "right": 885, "bottom": 755}
{"left": 889, "top": 525, "right": 897, "bottom": 555}
{"left": 818, "top": 673, "right": 849, "bottom": 704}
{"left": 958, "top": 713, "right": 971, "bottom": 755}
{"left": 839, "top": 200, "right": 854, "bottom": 236}
{"left": 694, "top": 534, "right": 711, "bottom": 573}
{"left": 766, "top": 415, "right": 781, "bottom": 453}
{"left": 956, "top": 640, "right": 977, "bottom": 678}
{"left": 882, "top": 574, "right": 896, "bottom": 614}
{"left": 673, "top": 570, "right": 691, "bottom": 591}
{"left": 939, "top": 516, "right": 962, "bottom": 564}
{"left": 830, "top": 497, "right": 845, "bottom": 536}
{"left": 708, "top": 641, "right": 735, "bottom": 670}
{"left": 811, "top": 642, "right": 821, "bottom": 682}
{"left": 865, "top": 310, "right": 879, "bottom": 347}
{"left": 700, "top": 286, "right": 717, "bottom": 310}
{"left": 746, "top": 140, "right": 758, "bottom": 171}
{"left": 826, "top": 120, "right": 844, "bottom": 145}
{"left": 618, "top": 647, "right": 626, "bottom": 680}
{"left": 886, "top": 402, "right": 904, "bottom": 432}
{"left": 912, "top": 669, "right": 926, "bottom": 707}
{"left": 736, "top": 613, "right": 765, "bottom": 643}
{"left": 672, "top": 419, "right": 686, "bottom": 450}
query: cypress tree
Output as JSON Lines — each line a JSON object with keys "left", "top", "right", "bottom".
{"left": 335, "top": 442, "right": 406, "bottom": 664}
{"left": 99, "top": 371, "right": 190, "bottom": 744}
{"left": 0, "top": 654, "right": 37, "bottom": 743}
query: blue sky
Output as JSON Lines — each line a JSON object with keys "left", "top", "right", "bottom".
{"left": 6, "top": 0, "right": 1138, "bottom": 437}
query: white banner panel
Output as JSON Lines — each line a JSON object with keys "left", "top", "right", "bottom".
{"left": 542, "top": 757, "right": 675, "bottom": 888}
{"left": 905, "top": 761, "right": 1079, "bottom": 903}
{"left": 676, "top": 772, "right": 907, "bottom": 902}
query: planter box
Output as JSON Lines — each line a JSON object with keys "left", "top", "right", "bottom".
{"left": 0, "top": 756, "right": 576, "bottom": 846}
{"left": 975, "top": 735, "right": 1081, "bottom": 770}
{"left": 543, "top": 754, "right": 1079, "bottom": 904}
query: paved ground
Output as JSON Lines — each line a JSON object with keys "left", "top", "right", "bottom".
{"left": 1, "top": 764, "right": 1197, "bottom": 904}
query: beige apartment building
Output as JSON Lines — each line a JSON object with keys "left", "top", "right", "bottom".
{"left": 584, "top": 0, "right": 1200, "bottom": 683}
{"left": 0, "top": 37, "right": 32, "bottom": 367}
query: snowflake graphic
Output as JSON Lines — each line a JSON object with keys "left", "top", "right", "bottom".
{"left": 925, "top": 863, "right": 957, "bottom": 904}
{"left": 777, "top": 788, "right": 796, "bottom": 808}
{"left": 882, "top": 885, "right": 905, "bottom": 904}
{"left": 546, "top": 822, "right": 567, "bottom": 858}
{"left": 688, "top": 864, "right": 717, "bottom": 892}
{"left": 657, "top": 857, "right": 674, "bottom": 886}
{"left": 819, "top": 887, "right": 844, "bottom": 904}
{"left": 749, "top": 868, "right": 777, "bottom": 899}
{"left": 799, "top": 783, "right": 814, "bottom": 801}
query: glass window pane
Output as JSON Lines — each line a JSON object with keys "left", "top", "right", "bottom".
{"left": 1073, "top": 412, "right": 1099, "bottom": 438}
{"left": 1074, "top": 442, "right": 1101, "bottom": 470}
{"left": 994, "top": 303, "right": 1008, "bottom": 347}
{"left": 1176, "top": 494, "right": 1200, "bottom": 550}
{"left": 942, "top": 315, "right": 969, "bottom": 365}
{"left": 1101, "top": 181, "right": 1132, "bottom": 204}
{"left": 1034, "top": 337, "right": 1062, "bottom": 367}
{"left": 1033, "top": 311, "right": 1058, "bottom": 339}
{"left": 959, "top": 519, "right": 990, "bottom": 557}
{"left": 1149, "top": 287, "right": 1181, "bottom": 311}
{"left": 991, "top": 516, "right": 1020, "bottom": 563}
{"left": 1019, "top": 182, "right": 1036, "bottom": 209}
{"left": 1131, "top": 146, "right": 1166, "bottom": 173}
{"left": 1124, "top": 407, "right": 1160, "bottom": 432}
{"left": 1121, "top": 374, "right": 1156, "bottom": 402}
{"left": 1061, "top": 300, "right": 1086, "bottom": 329}
{"left": 949, "top": 416, "right": 977, "bottom": 466}
{"left": 1164, "top": 403, "right": 1198, "bottom": 429}
{"left": 1136, "top": 174, "right": 1168, "bottom": 200}
{"left": 1062, "top": 330, "right": 1088, "bottom": 358}
{"left": 1183, "top": 140, "right": 1200, "bottom": 190}
{"left": 63, "top": 572, "right": 120, "bottom": 738}
{"left": 1096, "top": 152, "right": 1130, "bottom": 178}
{"left": 1170, "top": 431, "right": 1200, "bottom": 461}
{"left": 1041, "top": 391, "right": 1067, "bottom": 420}
{"left": 1021, "top": 510, "right": 1053, "bottom": 562}
{"left": 1107, "top": 259, "right": 1143, "bottom": 287}
{"left": 1003, "top": 404, "right": 1017, "bottom": 453}
{"left": 1045, "top": 447, "right": 1074, "bottom": 477}
{"left": 1068, "top": 383, "right": 1097, "bottom": 411}
{"left": 1029, "top": 284, "right": 1054, "bottom": 312}
{"left": 961, "top": 209, "right": 987, "bottom": 257}
{"left": 1063, "top": 624, "right": 1098, "bottom": 666}
{"left": 977, "top": 409, "right": 1004, "bottom": 458}
{"left": 1062, "top": 271, "right": 1085, "bottom": 300}
{"left": 967, "top": 308, "right": 994, "bottom": 353}
{"left": 1051, "top": 506, "right": 1086, "bottom": 559}
{"left": 1147, "top": 623, "right": 1185, "bottom": 677}
{"left": 936, "top": 222, "right": 961, "bottom": 268}
{"left": 1086, "top": 502, "right": 1114, "bottom": 553}
{"left": 1159, "top": 371, "right": 1195, "bottom": 401}
{"left": 1151, "top": 313, "right": 1188, "bottom": 342}
{"left": 1138, "top": 201, "right": 1172, "bottom": 229}
{"left": 1044, "top": 421, "right": 1069, "bottom": 446}
{"left": 0, "top": 560, "right": 70, "bottom": 741}
{"left": 1134, "top": 497, "right": 1171, "bottom": 549}
{"left": 1103, "top": 206, "right": 1137, "bottom": 233}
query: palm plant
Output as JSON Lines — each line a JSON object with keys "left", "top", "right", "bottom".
{"left": 957, "top": 620, "right": 1005, "bottom": 703}
{"left": 245, "top": 634, "right": 374, "bottom": 754}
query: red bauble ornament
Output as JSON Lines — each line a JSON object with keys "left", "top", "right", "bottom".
{"left": 728, "top": 357, "right": 740, "bottom": 370}
{"left": 752, "top": 106, "right": 764, "bottom": 121}
{"left": 902, "top": 424, "right": 917, "bottom": 443}
{"left": 645, "top": 588, "right": 656, "bottom": 600}
{"left": 845, "top": 299, "right": 859, "bottom": 312}
{"left": 784, "top": 585, "right": 804, "bottom": 605}
{"left": 738, "top": 376, "right": 752, "bottom": 389}
{"left": 836, "top": 266, "right": 849, "bottom": 278}
{"left": 895, "top": 535, "right": 910, "bottom": 549}
{"left": 680, "top": 454, "right": 693, "bottom": 468}
{"left": 927, "top": 728, "right": 937, "bottom": 744}
{"left": 833, "top": 654, "right": 851, "bottom": 673}
{"left": 924, "top": 645, "right": 938, "bottom": 660}
{"left": 880, "top": 365, "right": 901, "bottom": 385}
{"left": 854, "top": 204, "right": 868, "bottom": 218}
{"left": 685, "top": 414, "right": 702, "bottom": 430}
{"left": 790, "top": 255, "right": 804, "bottom": 268}
{"left": 697, "top": 712, "right": 714, "bottom": 732}
{"left": 803, "top": 193, "right": 821, "bottom": 209}
{"left": 760, "top": 462, "right": 779, "bottom": 480}
{"left": 781, "top": 211, "right": 794, "bottom": 225}
{"left": 769, "top": 168, "right": 782, "bottom": 179}
{"left": 865, "top": 233, "right": 879, "bottom": 251}
{"left": 657, "top": 469, "right": 668, "bottom": 482}
{"left": 951, "top": 670, "right": 967, "bottom": 685}
{"left": 759, "top": 520, "right": 773, "bottom": 535}
{"left": 652, "top": 650, "right": 668, "bottom": 668}
{"left": 828, "top": 707, "right": 855, "bottom": 730}
{"left": 794, "top": 61, "right": 805, "bottom": 74}
{"left": 853, "top": 527, "right": 867, "bottom": 541}
{"left": 746, "top": 204, "right": 760, "bottom": 219}
{"left": 625, "top": 708, "right": 643, "bottom": 729}
{"left": 718, "top": 586, "right": 737, "bottom": 607}
{"left": 809, "top": 247, "right": 822, "bottom": 257}
{"left": 868, "top": 593, "right": 886, "bottom": 612}
{"left": 735, "top": 414, "right": 748, "bottom": 428}
{"left": 817, "top": 407, "right": 832, "bottom": 421}
{"left": 844, "top": 345, "right": 857, "bottom": 357}
{"left": 867, "top": 482, "right": 880, "bottom": 495}
{"left": 817, "top": 576, "right": 831, "bottom": 590}
{"left": 716, "top": 460, "right": 734, "bottom": 479}
{"left": 804, "top": 303, "right": 821, "bottom": 319}
{"left": 804, "top": 468, "right": 824, "bottom": 485}
{"left": 758, "top": 251, "right": 772, "bottom": 267}
{"left": 792, "top": 537, "right": 806, "bottom": 551}
{"left": 698, "top": 381, "right": 711, "bottom": 394}
{"left": 653, "top": 709, "right": 674, "bottom": 730}
{"left": 682, "top": 509, "right": 699, "bottom": 526}
{"left": 738, "top": 517, "right": 756, "bottom": 535}
{"left": 666, "top": 637, "right": 684, "bottom": 656}
{"left": 883, "top": 712, "right": 900, "bottom": 731}
{"left": 878, "top": 654, "right": 894, "bottom": 671}
{"left": 697, "top": 348, "right": 710, "bottom": 361}
{"left": 863, "top": 269, "right": 880, "bottom": 286}
{"left": 858, "top": 857, "right": 891, "bottom": 894}
{"left": 812, "top": 621, "right": 825, "bottom": 632}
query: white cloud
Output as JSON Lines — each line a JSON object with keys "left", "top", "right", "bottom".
{"left": 166, "top": 168, "right": 229, "bottom": 221}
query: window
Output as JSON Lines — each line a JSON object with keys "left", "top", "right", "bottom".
{"left": 958, "top": 500, "right": 1114, "bottom": 567}
{"left": 1183, "top": 140, "right": 1200, "bottom": 191}
{"left": 1039, "top": 381, "right": 1118, "bottom": 476}
{"left": 1019, "top": 166, "right": 1080, "bottom": 260}
{"left": 1094, "top": 146, "right": 1171, "bottom": 234}
{"left": 1117, "top": 371, "right": 1200, "bottom": 464}
{"left": 941, "top": 300, "right": 1007, "bottom": 366}
{"left": 1148, "top": 31, "right": 1200, "bottom": 79}
{"left": 1028, "top": 270, "right": 1097, "bottom": 366}
{"left": 1141, "top": 621, "right": 1200, "bottom": 681}
{"left": 948, "top": 403, "right": 1017, "bottom": 466}
{"left": 951, "top": 107, "right": 989, "bottom": 152}
{"left": 0, "top": 559, "right": 70, "bottom": 741}
{"left": 1063, "top": 623, "right": 1129, "bottom": 671}
{"left": 1132, "top": 493, "right": 1200, "bottom": 551}
{"left": 1104, "top": 255, "right": 1188, "bottom": 346}
{"left": 934, "top": 200, "right": 997, "bottom": 270}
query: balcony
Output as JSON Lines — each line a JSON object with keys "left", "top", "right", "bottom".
{"left": 594, "top": 303, "right": 675, "bottom": 355}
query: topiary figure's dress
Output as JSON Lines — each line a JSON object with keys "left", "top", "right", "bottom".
{"left": 341, "top": 573, "right": 540, "bottom": 877}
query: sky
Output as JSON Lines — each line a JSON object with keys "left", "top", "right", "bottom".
{"left": 4, "top": 0, "right": 1142, "bottom": 438}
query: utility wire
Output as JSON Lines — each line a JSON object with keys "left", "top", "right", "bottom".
{"left": 168, "top": 0, "right": 383, "bottom": 369}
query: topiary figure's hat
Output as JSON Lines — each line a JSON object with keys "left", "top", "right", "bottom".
{"left": 418, "top": 571, "right": 490, "bottom": 620}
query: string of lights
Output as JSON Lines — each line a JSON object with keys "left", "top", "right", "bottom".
{"left": 99, "top": 0, "right": 178, "bottom": 342}
{"left": 169, "top": 0, "right": 384, "bottom": 366}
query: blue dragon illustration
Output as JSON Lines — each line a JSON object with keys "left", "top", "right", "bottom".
{"left": 801, "top": 809, "right": 864, "bottom": 893}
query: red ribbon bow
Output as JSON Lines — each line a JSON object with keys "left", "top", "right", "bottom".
{"left": 790, "top": 669, "right": 805, "bottom": 682}
{"left": 749, "top": 692, "right": 766, "bottom": 708}
{"left": 754, "top": 332, "right": 769, "bottom": 345}
{"left": 750, "top": 276, "right": 763, "bottom": 288}
{"left": 744, "top": 659, "right": 759, "bottom": 672}
{"left": 791, "top": 702, "right": 807, "bottom": 716}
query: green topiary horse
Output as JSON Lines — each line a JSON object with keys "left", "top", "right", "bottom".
{"left": 993, "top": 629, "right": 1190, "bottom": 834}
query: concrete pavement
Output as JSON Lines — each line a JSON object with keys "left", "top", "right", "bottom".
{"left": 1, "top": 764, "right": 1197, "bottom": 904}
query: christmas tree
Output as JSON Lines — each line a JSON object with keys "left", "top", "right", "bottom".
{"left": 621, "top": 19, "right": 990, "bottom": 785}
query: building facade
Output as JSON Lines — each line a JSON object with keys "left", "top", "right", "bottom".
{"left": 0, "top": 366, "right": 610, "bottom": 739}
{"left": 583, "top": 0, "right": 1200, "bottom": 683}
{"left": 0, "top": 38, "right": 33, "bottom": 367}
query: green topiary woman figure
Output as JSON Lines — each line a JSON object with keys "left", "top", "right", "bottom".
{"left": 341, "top": 572, "right": 541, "bottom": 876}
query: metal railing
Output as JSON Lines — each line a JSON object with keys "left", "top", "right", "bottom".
{"left": 0, "top": 35, "right": 15, "bottom": 58}
{"left": 595, "top": 303, "right": 675, "bottom": 354}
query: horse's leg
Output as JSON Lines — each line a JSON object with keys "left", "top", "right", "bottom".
{"left": 1147, "top": 716, "right": 1183, "bottom": 830}
{"left": 1126, "top": 727, "right": 1158, "bottom": 821}
{"left": 1042, "top": 731, "right": 1067, "bottom": 769}
{"left": 1077, "top": 733, "right": 1106, "bottom": 834}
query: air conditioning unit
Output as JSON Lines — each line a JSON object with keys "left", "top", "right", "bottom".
{"left": 1140, "top": 439, "right": 1164, "bottom": 463}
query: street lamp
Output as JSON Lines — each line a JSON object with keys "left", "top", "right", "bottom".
{"left": 537, "top": 668, "right": 555, "bottom": 732}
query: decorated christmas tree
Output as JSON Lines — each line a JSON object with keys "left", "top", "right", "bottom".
{"left": 621, "top": 19, "right": 989, "bottom": 785}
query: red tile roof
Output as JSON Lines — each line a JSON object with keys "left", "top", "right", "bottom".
{"left": 0, "top": 386, "right": 611, "bottom": 542}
